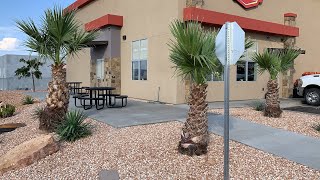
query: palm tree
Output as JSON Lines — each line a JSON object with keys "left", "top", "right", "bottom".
{"left": 16, "top": 6, "right": 97, "bottom": 131}
{"left": 15, "top": 57, "right": 44, "bottom": 92}
{"left": 168, "top": 20, "right": 218, "bottom": 156}
{"left": 252, "top": 48, "right": 300, "bottom": 118}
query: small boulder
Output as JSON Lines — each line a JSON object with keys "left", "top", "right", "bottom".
{"left": 0, "top": 134, "right": 59, "bottom": 175}
{"left": 0, "top": 123, "right": 26, "bottom": 134}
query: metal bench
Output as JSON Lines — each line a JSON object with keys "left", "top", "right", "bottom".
{"left": 114, "top": 95, "right": 128, "bottom": 107}
{"left": 78, "top": 96, "right": 105, "bottom": 110}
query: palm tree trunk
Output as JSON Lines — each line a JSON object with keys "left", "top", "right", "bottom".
{"left": 39, "top": 64, "right": 69, "bottom": 131}
{"left": 178, "top": 83, "right": 209, "bottom": 156}
{"left": 264, "top": 79, "right": 282, "bottom": 118}
{"left": 31, "top": 73, "right": 35, "bottom": 92}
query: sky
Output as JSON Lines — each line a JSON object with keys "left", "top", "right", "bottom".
{"left": 0, "top": 0, "right": 75, "bottom": 56}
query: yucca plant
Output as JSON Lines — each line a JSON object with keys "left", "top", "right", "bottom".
{"left": 253, "top": 48, "right": 300, "bottom": 117}
{"left": 22, "top": 96, "right": 35, "bottom": 105}
{"left": 16, "top": 6, "right": 98, "bottom": 132}
{"left": 56, "top": 110, "right": 92, "bottom": 142}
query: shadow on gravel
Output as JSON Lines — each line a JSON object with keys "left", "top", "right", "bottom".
{"left": 283, "top": 106, "right": 320, "bottom": 115}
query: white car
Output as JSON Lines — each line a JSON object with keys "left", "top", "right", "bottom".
{"left": 297, "top": 74, "right": 320, "bottom": 106}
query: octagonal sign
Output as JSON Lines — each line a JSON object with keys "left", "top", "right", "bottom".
{"left": 236, "top": 0, "right": 263, "bottom": 9}
{"left": 215, "top": 22, "right": 245, "bottom": 66}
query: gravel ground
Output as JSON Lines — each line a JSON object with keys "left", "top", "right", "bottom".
{"left": 1, "top": 104, "right": 319, "bottom": 179}
{"left": 209, "top": 108, "right": 320, "bottom": 138}
{"left": 0, "top": 91, "right": 41, "bottom": 112}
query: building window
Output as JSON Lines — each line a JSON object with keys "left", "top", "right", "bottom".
{"left": 132, "top": 39, "right": 148, "bottom": 80}
{"left": 237, "top": 42, "right": 258, "bottom": 81}
{"left": 207, "top": 71, "right": 224, "bottom": 81}
{"left": 96, "top": 59, "right": 105, "bottom": 80}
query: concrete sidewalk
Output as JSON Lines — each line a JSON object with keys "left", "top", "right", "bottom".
{"left": 191, "top": 114, "right": 320, "bottom": 170}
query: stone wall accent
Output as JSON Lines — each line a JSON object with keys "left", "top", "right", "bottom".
{"left": 90, "top": 58, "right": 121, "bottom": 94}
{"left": 186, "top": 0, "right": 204, "bottom": 8}
{"left": 281, "top": 14, "right": 297, "bottom": 98}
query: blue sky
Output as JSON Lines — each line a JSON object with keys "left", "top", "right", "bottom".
{"left": 0, "top": 0, "right": 75, "bottom": 56}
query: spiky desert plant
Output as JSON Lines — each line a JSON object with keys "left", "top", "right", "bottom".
{"left": 16, "top": 6, "right": 97, "bottom": 131}
{"left": 253, "top": 48, "right": 300, "bottom": 117}
{"left": 22, "top": 96, "right": 35, "bottom": 105}
{"left": 56, "top": 110, "right": 92, "bottom": 142}
{"left": 168, "top": 20, "right": 219, "bottom": 156}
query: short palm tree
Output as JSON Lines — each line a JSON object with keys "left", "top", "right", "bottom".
{"left": 15, "top": 57, "right": 44, "bottom": 92}
{"left": 16, "top": 6, "right": 97, "bottom": 131}
{"left": 252, "top": 48, "right": 300, "bottom": 118}
{"left": 168, "top": 20, "right": 218, "bottom": 156}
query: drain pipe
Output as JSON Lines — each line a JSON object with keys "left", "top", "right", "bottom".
{"left": 157, "top": 86, "right": 160, "bottom": 102}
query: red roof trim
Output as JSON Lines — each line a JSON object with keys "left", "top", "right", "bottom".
{"left": 284, "top": 13, "right": 298, "bottom": 18}
{"left": 85, "top": 14, "right": 123, "bottom": 31}
{"left": 183, "top": 7, "right": 299, "bottom": 37}
{"left": 236, "top": 0, "right": 263, "bottom": 9}
{"left": 65, "top": 0, "right": 95, "bottom": 12}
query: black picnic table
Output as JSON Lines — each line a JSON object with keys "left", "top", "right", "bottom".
{"left": 67, "top": 82, "right": 82, "bottom": 94}
{"left": 85, "top": 87, "right": 116, "bottom": 108}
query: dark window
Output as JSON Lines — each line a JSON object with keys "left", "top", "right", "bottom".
{"left": 236, "top": 41, "right": 257, "bottom": 82}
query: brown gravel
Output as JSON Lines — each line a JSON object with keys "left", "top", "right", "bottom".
{"left": 0, "top": 104, "right": 319, "bottom": 179}
{"left": 210, "top": 108, "right": 320, "bottom": 138}
{"left": 0, "top": 91, "right": 41, "bottom": 112}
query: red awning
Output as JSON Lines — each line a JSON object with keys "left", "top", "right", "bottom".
{"left": 183, "top": 7, "right": 299, "bottom": 37}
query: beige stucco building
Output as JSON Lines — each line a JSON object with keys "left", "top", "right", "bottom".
{"left": 66, "top": 0, "right": 320, "bottom": 104}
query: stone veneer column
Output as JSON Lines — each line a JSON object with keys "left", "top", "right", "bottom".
{"left": 90, "top": 26, "right": 121, "bottom": 94}
{"left": 90, "top": 58, "right": 121, "bottom": 95}
{"left": 186, "top": 0, "right": 204, "bottom": 8}
{"left": 281, "top": 13, "right": 297, "bottom": 98}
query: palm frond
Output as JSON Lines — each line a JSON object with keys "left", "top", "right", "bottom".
{"left": 279, "top": 48, "right": 301, "bottom": 73}
{"left": 253, "top": 48, "right": 301, "bottom": 80}
{"left": 16, "top": 6, "right": 98, "bottom": 66}
{"left": 168, "top": 20, "right": 219, "bottom": 84}
{"left": 252, "top": 50, "right": 280, "bottom": 80}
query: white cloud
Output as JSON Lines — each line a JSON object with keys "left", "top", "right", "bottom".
{"left": 0, "top": 38, "right": 21, "bottom": 51}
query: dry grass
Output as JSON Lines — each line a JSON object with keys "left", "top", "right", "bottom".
{"left": 209, "top": 107, "right": 320, "bottom": 138}
{"left": 0, "top": 104, "right": 319, "bottom": 179}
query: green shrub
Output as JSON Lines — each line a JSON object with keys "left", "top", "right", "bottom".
{"left": 314, "top": 124, "right": 320, "bottom": 132}
{"left": 22, "top": 96, "right": 34, "bottom": 105}
{"left": 253, "top": 101, "right": 265, "bottom": 111}
{"left": 0, "top": 104, "right": 16, "bottom": 118}
{"left": 56, "top": 110, "right": 92, "bottom": 142}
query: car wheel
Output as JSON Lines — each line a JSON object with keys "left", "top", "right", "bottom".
{"left": 304, "top": 88, "right": 320, "bottom": 106}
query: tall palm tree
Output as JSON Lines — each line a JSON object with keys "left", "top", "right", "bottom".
{"left": 252, "top": 48, "right": 300, "bottom": 118}
{"left": 168, "top": 20, "right": 218, "bottom": 156}
{"left": 16, "top": 6, "right": 97, "bottom": 131}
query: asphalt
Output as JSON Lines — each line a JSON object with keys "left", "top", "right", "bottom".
{"left": 23, "top": 91, "right": 320, "bottom": 170}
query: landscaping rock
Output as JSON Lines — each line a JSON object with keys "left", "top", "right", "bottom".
{"left": 99, "top": 170, "right": 119, "bottom": 180}
{"left": 0, "top": 134, "right": 59, "bottom": 175}
{"left": 0, "top": 123, "right": 26, "bottom": 134}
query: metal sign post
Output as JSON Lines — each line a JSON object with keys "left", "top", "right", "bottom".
{"left": 215, "top": 22, "right": 245, "bottom": 180}
{"left": 223, "top": 22, "right": 232, "bottom": 180}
